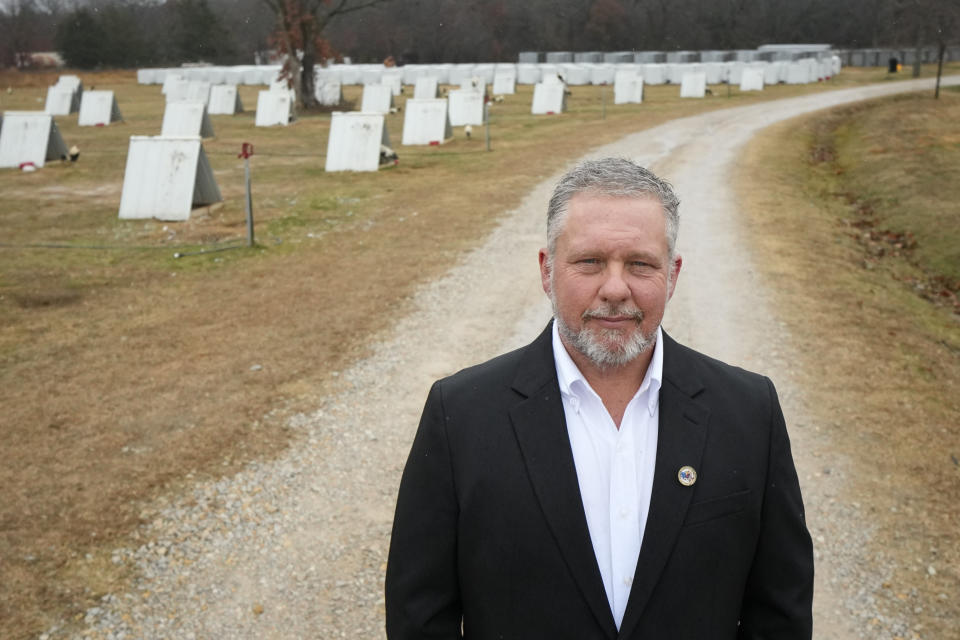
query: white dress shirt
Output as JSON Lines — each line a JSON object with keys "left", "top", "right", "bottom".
{"left": 551, "top": 322, "right": 663, "bottom": 629}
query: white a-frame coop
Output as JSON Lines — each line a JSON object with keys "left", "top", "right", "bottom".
{"left": 78, "top": 91, "right": 123, "bottom": 126}
{"left": 492, "top": 69, "right": 516, "bottom": 95}
{"left": 161, "top": 101, "right": 215, "bottom": 138}
{"left": 255, "top": 90, "right": 294, "bottom": 126}
{"left": 447, "top": 89, "right": 486, "bottom": 126}
{"left": 531, "top": 82, "right": 566, "bottom": 114}
{"left": 325, "top": 112, "right": 390, "bottom": 172}
{"left": 315, "top": 82, "right": 342, "bottom": 107}
{"left": 207, "top": 85, "right": 244, "bottom": 115}
{"left": 118, "top": 136, "right": 222, "bottom": 221}
{"left": 680, "top": 72, "right": 707, "bottom": 98}
{"left": 402, "top": 99, "right": 452, "bottom": 146}
{"left": 360, "top": 84, "right": 394, "bottom": 114}
{"left": 614, "top": 70, "right": 644, "bottom": 104}
{"left": 44, "top": 75, "right": 83, "bottom": 115}
{"left": 740, "top": 68, "right": 765, "bottom": 92}
{"left": 413, "top": 76, "right": 438, "bottom": 99}
{"left": 0, "top": 112, "right": 68, "bottom": 168}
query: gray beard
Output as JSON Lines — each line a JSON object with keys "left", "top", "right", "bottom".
{"left": 552, "top": 298, "right": 657, "bottom": 370}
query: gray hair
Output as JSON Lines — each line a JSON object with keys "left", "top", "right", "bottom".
{"left": 546, "top": 157, "right": 680, "bottom": 259}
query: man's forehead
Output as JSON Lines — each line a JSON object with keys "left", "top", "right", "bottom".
{"left": 558, "top": 194, "right": 668, "bottom": 248}
{"left": 565, "top": 193, "right": 665, "bottom": 222}
{"left": 568, "top": 192, "right": 663, "bottom": 212}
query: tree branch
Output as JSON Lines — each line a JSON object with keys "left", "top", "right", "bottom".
{"left": 261, "top": 0, "right": 283, "bottom": 16}
{"left": 318, "top": 0, "right": 392, "bottom": 21}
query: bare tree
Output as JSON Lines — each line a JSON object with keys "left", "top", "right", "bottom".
{"left": 889, "top": 0, "right": 960, "bottom": 84}
{"left": 262, "top": 0, "right": 393, "bottom": 109}
{"left": 929, "top": 0, "right": 960, "bottom": 97}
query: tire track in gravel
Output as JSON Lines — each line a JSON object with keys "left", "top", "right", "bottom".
{"left": 62, "top": 75, "right": 958, "bottom": 640}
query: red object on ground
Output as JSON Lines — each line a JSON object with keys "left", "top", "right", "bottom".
{"left": 238, "top": 142, "right": 254, "bottom": 159}
{"left": 429, "top": 141, "right": 440, "bottom": 146}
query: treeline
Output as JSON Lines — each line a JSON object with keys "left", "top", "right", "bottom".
{"left": 334, "top": 0, "right": 958, "bottom": 64}
{"left": 1, "top": 0, "right": 956, "bottom": 70}
{"left": 52, "top": 0, "right": 251, "bottom": 69}
{"left": 0, "top": 0, "right": 271, "bottom": 69}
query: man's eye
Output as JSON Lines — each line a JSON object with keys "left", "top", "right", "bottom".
{"left": 579, "top": 258, "right": 599, "bottom": 265}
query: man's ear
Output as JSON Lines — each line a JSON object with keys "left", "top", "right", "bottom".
{"left": 538, "top": 249, "right": 552, "bottom": 295}
{"left": 667, "top": 254, "right": 682, "bottom": 301}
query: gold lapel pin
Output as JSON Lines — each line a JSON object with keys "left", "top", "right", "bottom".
{"left": 678, "top": 466, "right": 697, "bottom": 486}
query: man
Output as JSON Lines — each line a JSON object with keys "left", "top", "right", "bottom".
{"left": 385, "top": 158, "right": 814, "bottom": 639}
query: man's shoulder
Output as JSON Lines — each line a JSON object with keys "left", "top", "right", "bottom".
{"left": 437, "top": 323, "right": 554, "bottom": 399}
{"left": 439, "top": 341, "right": 529, "bottom": 393}
{"left": 663, "top": 333, "right": 772, "bottom": 396}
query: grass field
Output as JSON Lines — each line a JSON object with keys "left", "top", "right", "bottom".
{"left": 736, "top": 87, "right": 960, "bottom": 639}
{"left": 1, "top": 63, "right": 957, "bottom": 638}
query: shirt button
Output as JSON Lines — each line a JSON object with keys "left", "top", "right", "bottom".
{"left": 623, "top": 575, "right": 633, "bottom": 586}
{"left": 619, "top": 509, "right": 628, "bottom": 518}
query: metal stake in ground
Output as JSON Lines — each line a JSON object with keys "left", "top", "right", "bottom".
{"left": 485, "top": 102, "right": 491, "bottom": 152}
{"left": 239, "top": 142, "right": 255, "bottom": 246}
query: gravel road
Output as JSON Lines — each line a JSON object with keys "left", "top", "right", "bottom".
{"left": 52, "top": 75, "right": 958, "bottom": 640}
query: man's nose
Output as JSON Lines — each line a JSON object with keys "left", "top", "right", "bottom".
{"left": 598, "top": 265, "right": 630, "bottom": 302}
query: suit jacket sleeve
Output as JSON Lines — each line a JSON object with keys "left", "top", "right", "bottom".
{"left": 385, "top": 381, "right": 463, "bottom": 639}
{"left": 738, "top": 377, "right": 814, "bottom": 639}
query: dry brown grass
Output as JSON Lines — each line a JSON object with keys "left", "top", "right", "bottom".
{"left": 1, "top": 64, "right": 956, "bottom": 638}
{"left": 735, "top": 91, "right": 960, "bottom": 639}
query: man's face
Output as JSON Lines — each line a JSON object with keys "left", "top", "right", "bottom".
{"left": 539, "top": 193, "right": 681, "bottom": 370}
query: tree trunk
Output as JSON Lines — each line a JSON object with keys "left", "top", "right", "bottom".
{"left": 300, "top": 46, "right": 317, "bottom": 109}
{"left": 294, "top": 12, "right": 315, "bottom": 110}
{"left": 912, "top": 25, "right": 923, "bottom": 78}
{"left": 282, "top": 36, "right": 304, "bottom": 111}
{"left": 935, "top": 41, "right": 945, "bottom": 98}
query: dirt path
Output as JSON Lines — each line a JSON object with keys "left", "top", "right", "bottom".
{"left": 58, "top": 76, "right": 958, "bottom": 640}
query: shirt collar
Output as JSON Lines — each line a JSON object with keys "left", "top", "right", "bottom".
{"left": 551, "top": 320, "right": 664, "bottom": 416}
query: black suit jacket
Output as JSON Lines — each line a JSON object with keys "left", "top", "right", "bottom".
{"left": 386, "top": 322, "right": 813, "bottom": 639}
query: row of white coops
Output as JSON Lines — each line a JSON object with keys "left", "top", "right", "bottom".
{"left": 44, "top": 65, "right": 772, "bottom": 139}
{"left": 42, "top": 75, "right": 123, "bottom": 126}
{"left": 149, "top": 56, "right": 834, "bottom": 108}
{"left": 138, "top": 57, "right": 841, "bottom": 89}
{"left": 3, "top": 63, "right": 803, "bottom": 221}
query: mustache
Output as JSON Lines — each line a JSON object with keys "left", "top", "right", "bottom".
{"left": 581, "top": 305, "right": 644, "bottom": 322}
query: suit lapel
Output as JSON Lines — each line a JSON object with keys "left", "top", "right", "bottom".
{"left": 509, "top": 323, "right": 619, "bottom": 638}
{"left": 617, "top": 333, "right": 710, "bottom": 639}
